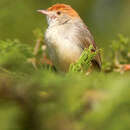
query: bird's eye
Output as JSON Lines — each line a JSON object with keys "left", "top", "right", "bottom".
{"left": 57, "top": 11, "right": 61, "bottom": 15}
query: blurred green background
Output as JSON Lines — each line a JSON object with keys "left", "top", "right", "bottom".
{"left": 0, "top": 1, "right": 130, "bottom": 130}
{"left": 0, "top": 0, "right": 130, "bottom": 50}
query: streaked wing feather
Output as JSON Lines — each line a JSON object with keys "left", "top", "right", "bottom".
{"left": 77, "top": 23, "right": 101, "bottom": 69}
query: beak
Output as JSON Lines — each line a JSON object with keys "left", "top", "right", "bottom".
{"left": 37, "top": 10, "right": 50, "bottom": 15}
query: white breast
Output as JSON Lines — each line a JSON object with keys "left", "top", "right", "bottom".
{"left": 45, "top": 24, "right": 83, "bottom": 71}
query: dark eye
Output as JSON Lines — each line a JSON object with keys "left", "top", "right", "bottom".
{"left": 57, "top": 11, "right": 61, "bottom": 15}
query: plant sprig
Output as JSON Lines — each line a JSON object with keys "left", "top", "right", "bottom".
{"left": 69, "top": 45, "right": 98, "bottom": 73}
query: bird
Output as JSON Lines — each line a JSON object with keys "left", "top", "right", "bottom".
{"left": 37, "top": 3, "right": 101, "bottom": 72}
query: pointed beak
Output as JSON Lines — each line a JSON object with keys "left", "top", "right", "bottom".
{"left": 37, "top": 10, "right": 50, "bottom": 15}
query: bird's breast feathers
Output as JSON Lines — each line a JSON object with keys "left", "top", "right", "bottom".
{"left": 45, "top": 23, "right": 83, "bottom": 71}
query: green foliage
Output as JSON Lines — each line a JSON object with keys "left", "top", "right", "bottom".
{"left": 111, "top": 34, "right": 130, "bottom": 63}
{"left": 0, "top": 35, "right": 130, "bottom": 130}
{"left": 0, "top": 69, "right": 130, "bottom": 130}
{"left": 69, "top": 45, "right": 98, "bottom": 73}
{"left": 102, "top": 34, "right": 130, "bottom": 72}
{"left": 0, "top": 0, "right": 130, "bottom": 129}
{"left": 0, "top": 39, "right": 33, "bottom": 57}
{"left": 0, "top": 39, "right": 34, "bottom": 76}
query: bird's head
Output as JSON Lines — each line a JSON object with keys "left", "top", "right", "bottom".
{"left": 37, "top": 4, "right": 80, "bottom": 26}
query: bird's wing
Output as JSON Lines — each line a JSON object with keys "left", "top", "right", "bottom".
{"left": 77, "top": 23, "right": 102, "bottom": 69}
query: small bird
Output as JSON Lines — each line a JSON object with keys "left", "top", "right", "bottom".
{"left": 37, "top": 4, "right": 101, "bottom": 72}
